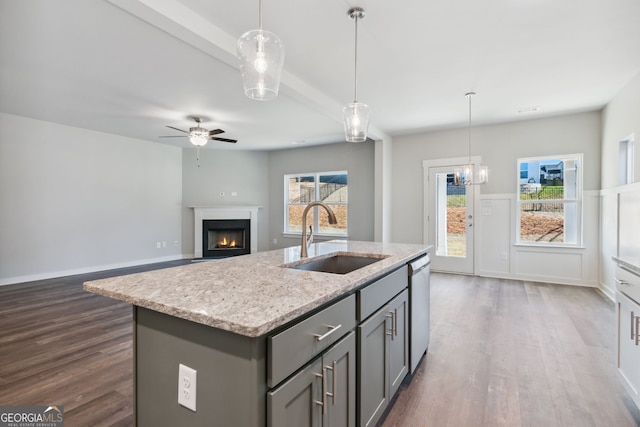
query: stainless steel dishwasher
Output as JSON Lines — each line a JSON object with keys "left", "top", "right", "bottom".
{"left": 409, "top": 253, "right": 431, "bottom": 374}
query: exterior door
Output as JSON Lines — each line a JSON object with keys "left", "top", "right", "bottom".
{"left": 426, "top": 165, "right": 474, "bottom": 274}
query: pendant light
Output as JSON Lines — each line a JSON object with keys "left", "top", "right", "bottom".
{"left": 237, "top": 0, "right": 285, "bottom": 101}
{"left": 454, "top": 92, "right": 488, "bottom": 185}
{"left": 343, "top": 7, "right": 370, "bottom": 143}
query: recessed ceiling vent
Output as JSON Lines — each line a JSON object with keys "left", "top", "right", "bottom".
{"left": 517, "top": 106, "right": 541, "bottom": 114}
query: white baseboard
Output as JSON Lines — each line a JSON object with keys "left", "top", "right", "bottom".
{"left": 597, "top": 282, "right": 616, "bottom": 302}
{"left": 0, "top": 254, "right": 190, "bottom": 286}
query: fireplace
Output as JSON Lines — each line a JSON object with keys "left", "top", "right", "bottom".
{"left": 191, "top": 206, "right": 260, "bottom": 258}
{"left": 202, "top": 219, "right": 250, "bottom": 258}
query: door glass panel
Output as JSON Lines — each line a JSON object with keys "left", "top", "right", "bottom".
{"left": 435, "top": 173, "right": 466, "bottom": 258}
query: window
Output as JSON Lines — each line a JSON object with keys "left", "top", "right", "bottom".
{"left": 619, "top": 134, "right": 635, "bottom": 186}
{"left": 520, "top": 162, "right": 528, "bottom": 180}
{"left": 285, "top": 171, "right": 348, "bottom": 236}
{"left": 517, "top": 154, "right": 582, "bottom": 246}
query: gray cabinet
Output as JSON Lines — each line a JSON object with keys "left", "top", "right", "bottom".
{"left": 358, "top": 289, "right": 408, "bottom": 427}
{"left": 268, "top": 294, "right": 356, "bottom": 388}
{"left": 617, "top": 290, "right": 640, "bottom": 410}
{"left": 268, "top": 331, "right": 357, "bottom": 427}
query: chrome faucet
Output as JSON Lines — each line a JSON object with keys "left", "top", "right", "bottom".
{"left": 300, "top": 201, "right": 338, "bottom": 258}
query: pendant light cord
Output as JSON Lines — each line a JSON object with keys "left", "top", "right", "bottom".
{"left": 258, "top": 0, "right": 263, "bottom": 30}
{"left": 466, "top": 92, "right": 475, "bottom": 164}
{"left": 468, "top": 93, "right": 471, "bottom": 163}
{"left": 353, "top": 15, "right": 359, "bottom": 103}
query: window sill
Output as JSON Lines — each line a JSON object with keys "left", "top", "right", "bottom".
{"left": 513, "top": 243, "right": 585, "bottom": 250}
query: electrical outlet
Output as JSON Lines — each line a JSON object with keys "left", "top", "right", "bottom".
{"left": 162, "top": 241, "right": 166, "bottom": 248}
{"left": 231, "top": 191, "right": 238, "bottom": 197}
{"left": 178, "top": 364, "right": 197, "bottom": 411}
{"left": 156, "top": 241, "right": 161, "bottom": 249}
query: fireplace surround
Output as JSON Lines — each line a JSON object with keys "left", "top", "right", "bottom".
{"left": 191, "top": 206, "right": 260, "bottom": 258}
{"left": 202, "top": 219, "right": 250, "bottom": 258}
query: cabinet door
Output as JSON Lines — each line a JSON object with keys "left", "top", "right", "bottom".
{"left": 268, "top": 359, "right": 323, "bottom": 427}
{"left": 618, "top": 293, "right": 640, "bottom": 408}
{"left": 323, "top": 331, "right": 356, "bottom": 427}
{"left": 358, "top": 303, "right": 391, "bottom": 427}
{"left": 388, "top": 290, "right": 409, "bottom": 398}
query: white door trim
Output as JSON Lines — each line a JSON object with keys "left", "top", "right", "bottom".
{"left": 422, "top": 157, "right": 482, "bottom": 274}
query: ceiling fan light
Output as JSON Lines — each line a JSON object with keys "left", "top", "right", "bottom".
{"left": 237, "top": 29, "right": 285, "bottom": 101}
{"left": 189, "top": 127, "right": 208, "bottom": 146}
{"left": 343, "top": 102, "right": 370, "bottom": 143}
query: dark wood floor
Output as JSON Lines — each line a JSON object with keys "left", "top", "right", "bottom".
{"left": 0, "top": 261, "right": 189, "bottom": 427}
{"left": 383, "top": 273, "right": 640, "bottom": 427}
{"left": 1, "top": 266, "right": 639, "bottom": 426}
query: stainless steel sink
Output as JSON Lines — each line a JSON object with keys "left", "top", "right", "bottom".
{"left": 286, "top": 254, "right": 388, "bottom": 274}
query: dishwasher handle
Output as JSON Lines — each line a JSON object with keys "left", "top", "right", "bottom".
{"left": 409, "top": 255, "right": 430, "bottom": 275}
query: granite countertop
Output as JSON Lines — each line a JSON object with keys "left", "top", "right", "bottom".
{"left": 613, "top": 256, "right": 640, "bottom": 277}
{"left": 84, "top": 240, "right": 430, "bottom": 338}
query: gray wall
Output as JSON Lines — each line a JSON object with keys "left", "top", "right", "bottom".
{"left": 391, "top": 111, "right": 602, "bottom": 286}
{"left": 181, "top": 148, "right": 270, "bottom": 255}
{"left": 600, "top": 71, "right": 640, "bottom": 298}
{"left": 268, "top": 142, "right": 376, "bottom": 249}
{"left": 0, "top": 113, "right": 183, "bottom": 285}
{"left": 391, "top": 111, "right": 603, "bottom": 244}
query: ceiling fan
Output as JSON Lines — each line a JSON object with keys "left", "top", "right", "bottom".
{"left": 160, "top": 117, "right": 237, "bottom": 146}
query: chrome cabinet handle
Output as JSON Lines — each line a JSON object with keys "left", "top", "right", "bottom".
{"left": 615, "top": 278, "right": 629, "bottom": 285}
{"left": 636, "top": 315, "right": 640, "bottom": 346}
{"left": 314, "top": 371, "right": 325, "bottom": 413}
{"left": 385, "top": 313, "right": 394, "bottom": 340}
{"left": 325, "top": 360, "right": 337, "bottom": 406}
{"left": 314, "top": 324, "right": 342, "bottom": 342}
{"left": 393, "top": 308, "right": 398, "bottom": 337}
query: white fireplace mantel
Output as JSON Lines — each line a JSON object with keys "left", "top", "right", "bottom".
{"left": 192, "top": 206, "right": 261, "bottom": 258}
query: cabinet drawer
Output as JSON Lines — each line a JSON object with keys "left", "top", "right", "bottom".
{"left": 616, "top": 265, "right": 640, "bottom": 304}
{"left": 268, "top": 294, "right": 356, "bottom": 388}
{"left": 358, "top": 266, "right": 408, "bottom": 321}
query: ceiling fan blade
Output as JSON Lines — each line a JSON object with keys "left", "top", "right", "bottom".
{"left": 158, "top": 135, "right": 187, "bottom": 138}
{"left": 210, "top": 137, "right": 237, "bottom": 143}
{"left": 208, "top": 129, "right": 225, "bottom": 136}
{"left": 165, "top": 125, "right": 188, "bottom": 133}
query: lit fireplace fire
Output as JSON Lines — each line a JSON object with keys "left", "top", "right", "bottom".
{"left": 215, "top": 236, "right": 238, "bottom": 249}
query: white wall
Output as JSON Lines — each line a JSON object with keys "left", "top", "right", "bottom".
{"left": 268, "top": 142, "right": 376, "bottom": 249}
{"left": 391, "top": 111, "right": 602, "bottom": 286}
{"left": 181, "top": 148, "right": 270, "bottom": 256}
{"left": 0, "top": 113, "right": 183, "bottom": 285}
{"left": 599, "top": 71, "right": 640, "bottom": 298}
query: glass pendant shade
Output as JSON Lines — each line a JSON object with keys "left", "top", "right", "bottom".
{"left": 237, "top": 29, "right": 285, "bottom": 101}
{"left": 477, "top": 165, "right": 489, "bottom": 184}
{"left": 343, "top": 102, "right": 370, "bottom": 143}
{"left": 454, "top": 164, "right": 488, "bottom": 186}
{"left": 454, "top": 92, "right": 488, "bottom": 185}
{"left": 188, "top": 127, "right": 209, "bottom": 146}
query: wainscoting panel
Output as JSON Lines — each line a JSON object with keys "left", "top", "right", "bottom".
{"left": 514, "top": 249, "right": 584, "bottom": 284}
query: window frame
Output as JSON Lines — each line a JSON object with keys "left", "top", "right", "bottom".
{"left": 283, "top": 170, "right": 349, "bottom": 238}
{"left": 515, "top": 154, "right": 583, "bottom": 248}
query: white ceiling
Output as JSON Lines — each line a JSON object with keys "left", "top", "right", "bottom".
{"left": 1, "top": 0, "right": 639, "bottom": 151}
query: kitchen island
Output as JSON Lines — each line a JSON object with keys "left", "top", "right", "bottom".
{"left": 84, "top": 240, "right": 430, "bottom": 427}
